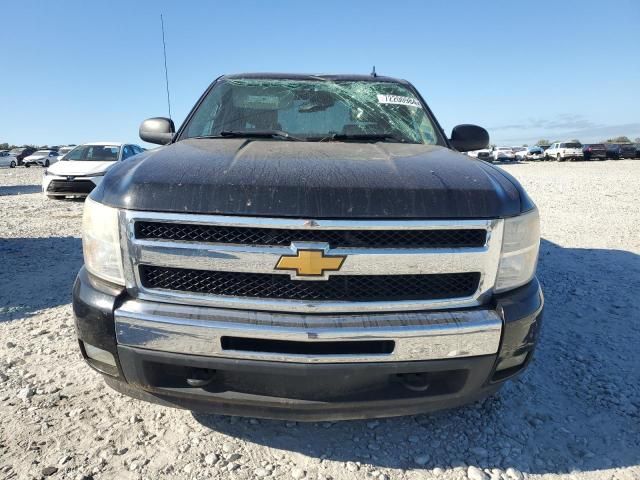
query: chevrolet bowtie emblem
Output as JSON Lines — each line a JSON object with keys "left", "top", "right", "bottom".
{"left": 276, "top": 249, "right": 346, "bottom": 279}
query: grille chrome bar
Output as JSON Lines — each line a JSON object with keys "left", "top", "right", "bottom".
{"left": 120, "top": 212, "right": 503, "bottom": 313}
{"left": 134, "top": 221, "right": 487, "bottom": 249}
{"left": 131, "top": 240, "right": 495, "bottom": 276}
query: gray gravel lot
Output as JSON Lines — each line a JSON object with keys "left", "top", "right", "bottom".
{"left": 1, "top": 161, "right": 639, "bottom": 480}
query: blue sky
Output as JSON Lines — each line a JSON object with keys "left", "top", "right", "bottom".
{"left": 1, "top": 0, "right": 639, "bottom": 147}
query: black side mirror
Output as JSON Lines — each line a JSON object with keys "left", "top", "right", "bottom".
{"left": 139, "top": 117, "right": 175, "bottom": 145}
{"left": 449, "top": 124, "right": 489, "bottom": 152}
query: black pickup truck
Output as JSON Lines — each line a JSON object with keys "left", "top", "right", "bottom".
{"left": 606, "top": 143, "right": 636, "bottom": 160}
{"left": 582, "top": 143, "right": 607, "bottom": 161}
{"left": 73, "top": 73, "right": 543, "bottom": 420}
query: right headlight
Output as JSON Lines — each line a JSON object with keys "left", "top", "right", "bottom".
{"left": 82, "top": 197, "right": 125, "bottom": 285}
{"left": 494, "top": 208, "right": 540, "bottom": 293}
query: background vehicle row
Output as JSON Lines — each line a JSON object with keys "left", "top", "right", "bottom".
{"left": 1, "top": 145, "right": 77, "bottom": 167}
{"left": 468, "top": 142, "right": 639, "bottom": 162}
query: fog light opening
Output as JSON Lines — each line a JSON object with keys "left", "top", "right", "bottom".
{"left": 83, "top": 342, "right": 117, "bottom": 367}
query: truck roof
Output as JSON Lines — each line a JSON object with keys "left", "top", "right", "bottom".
{"left": 221, "top": 72, "right": 410, "bottom": 85}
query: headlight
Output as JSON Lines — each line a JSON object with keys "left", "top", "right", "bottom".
{"left": 494, "top": 208, "right": 540, "bottom": 293}
{"left": 82, "top": 197, "right": 125, "bottom": 285}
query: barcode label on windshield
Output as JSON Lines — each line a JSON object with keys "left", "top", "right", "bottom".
{"left": 376, "top": 95, "right": 422, "bottom": 108}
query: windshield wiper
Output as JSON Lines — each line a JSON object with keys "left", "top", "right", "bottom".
{"left": 321, "top": 133, "right": 409, "bottom": 143}
{"left": 217, "top": 130, "right": 303, "bottom": 141}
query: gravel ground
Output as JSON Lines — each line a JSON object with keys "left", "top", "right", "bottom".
{"left": 1, "top": 161, "right": 639, "bottom": 480}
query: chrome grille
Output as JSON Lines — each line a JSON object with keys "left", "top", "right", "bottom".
{"left": 121, "top": 212, "right": 504, "bottom": 313}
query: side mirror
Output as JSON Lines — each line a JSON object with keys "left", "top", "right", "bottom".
{"left": 449, "top": 124, "right": 489, "bottom": 152}
{"left": 139, "top": 117, "right": 175, "bottom": 145}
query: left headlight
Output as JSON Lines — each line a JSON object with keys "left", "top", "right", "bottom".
{"left": 494, "top": 208, "right": 540, "bottom": 293}
{"left": 82, "top": 197, "right": 125, "bottom": 285}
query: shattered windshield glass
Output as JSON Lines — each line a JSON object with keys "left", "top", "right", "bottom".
{"left": 182, "top": 78, "right": 440, "bottom": 144}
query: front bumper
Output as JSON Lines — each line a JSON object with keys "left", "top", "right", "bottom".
{"left": 73, "top": 267, "right": 544, "bottom": 420}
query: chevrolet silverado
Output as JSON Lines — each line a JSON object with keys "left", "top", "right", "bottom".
{"left": 73, "top": 73, "right": 543, "bottom": 420}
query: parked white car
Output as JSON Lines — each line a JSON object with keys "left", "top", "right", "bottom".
{"left": 55, "top": 145, "right": 75, "bottom": 161}
{"left": 23, "top": 150, "right": 60, "bottom": 167}
{"left": 545, "top": 141, "right": 583, "bottom": 161}
{"left": 492, "top": 146, "right": 515, "bottom": 162}
{"left": 467, "top": 148, "right": 492, "bottom": 161}
{"left": 42, "top": 142, "right": 144, "bottom": 198}
{"left": 511, "top": 147, "right": 527, "bottom": 160}
{"left": 0, "top": 151, "right": 18, "bottom": 168}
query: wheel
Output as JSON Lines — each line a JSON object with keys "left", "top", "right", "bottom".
{"left": 44, "top": 159, "right": 50, "bottom": 167}
{"left": 544, "top": 154, "right": 549, "bottom": 161}
{"left": 24, "top": 163, "right": 30, "bottom": 168}
{"left": 9, "top": 161, "right": 16, "bottom": 168}
{"left": 557, "top": 154, "right": 562, "bottom": 162}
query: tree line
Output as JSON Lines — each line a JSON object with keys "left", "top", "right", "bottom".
{"left": 0, "top": 142, "right": 64, "bottom": 150}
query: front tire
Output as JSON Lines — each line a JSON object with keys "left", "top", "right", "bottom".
{"left": 24, "top": 163, "right": 30, "bottom": 168}
{"left": 557, "top": 154, "right": 562, "bottom": 162}
{"left": 9, "top": 161, "right": 16, "bottom": 168}
{"left": 44, "top": 160, "right": 50, "bottom": 167}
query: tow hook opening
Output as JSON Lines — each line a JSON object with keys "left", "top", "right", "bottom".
{"left": 186, "top": 368, "right": 217, "bottom": 387}
{"left": 396, "top": 372, "right": 431, "bottom": 392}
{"left": 393, "top": 370, "right": 468, "bottom": 395}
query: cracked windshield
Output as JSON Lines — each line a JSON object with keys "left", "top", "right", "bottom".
{"left": 183, "top": 78, "right": 439, "bottom": 144}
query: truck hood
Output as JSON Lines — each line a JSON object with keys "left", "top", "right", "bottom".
{"left": 48, "top": 160, "right": 116, "bottom": 176}
{"left": 92, "top": 139, "right": 528, "bottom": 219}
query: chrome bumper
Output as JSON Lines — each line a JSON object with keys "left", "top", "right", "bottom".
{"left": 115, "top": 299, "right": 502, "bottom": 364}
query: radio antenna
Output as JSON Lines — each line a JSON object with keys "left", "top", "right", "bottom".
{"left": 160, "top": 14, "right": 172, "bottom": 119}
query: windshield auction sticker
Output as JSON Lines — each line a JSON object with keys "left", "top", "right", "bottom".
{"left": 376, "top": 94, "right": 422, "bottom": 108}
